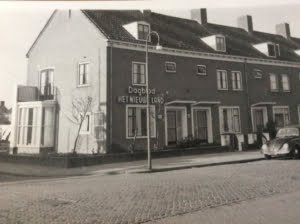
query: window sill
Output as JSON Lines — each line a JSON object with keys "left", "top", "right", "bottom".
{"left": 283, "top": 90, "right": 291, "bottom": 93}
{"left": 196, "top": 73, "right": 207, "bottom": 76}
{"left": 218, "top": 88, "right": 228, "bottom": 91}
{"left": 232, "top": 89, "right": 243, "bottom": 91}
{"left": 270, "top": 90, "right": 279, "bottom": 92}
{"left": 165, "top": 71, "right": 176, "bottom": 73}
{"left": 77, "top": 84, "right": 90, "bottom": 88}
{"left": 126, "top": 136, "right": 156, "bottom": 139}
{"left": 132, "top": 83, "right": 146, "bottom": 87}
{"left": 80, "top": 132, "right": 91, "bottom": 135}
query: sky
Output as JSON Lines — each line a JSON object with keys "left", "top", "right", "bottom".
{"left": 1, "top": 0, "right": 300, "bottom": 108}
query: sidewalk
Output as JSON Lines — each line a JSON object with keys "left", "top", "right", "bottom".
{"left": 0, "top": 150, "right": 264, "bottom": 178}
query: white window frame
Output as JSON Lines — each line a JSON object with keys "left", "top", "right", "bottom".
{"left": 231, "top": 71, "right": 243, "bottom": 91}
{"left": 281, "top": 74, "right": 290, "bottom": 92}
{"left": 267, "top": 43, "right": 276, "bottom": 58}
{"left": 196, "top": 65, "right": 207, "bottom": 76}
{"left": 132, "top": 61, "right": 146, "bottom": 86}
{"left": 219, "top": 106, "right": 241, "bottom": 134}
{"left": 78, "top": 62, "right": 90, "bottom": 87}
{"left": 270, "top": 73, "right": 279, "bottom": 92}
{"left": 80, "top": 112, "right": 92, "bottom": 135}
{"left": 126, "top": 105, "right": 156, "bottom": 139}
{"left": 217, "top": 70, "right": 228, "bottom": 90}
{"left": 272, "top": 106, "right": 290, "bottom": 127}
{"left": 191, "top": 106, "right": 213, "bottom": 143}
{"left": 215, "top": 35, "right": 226, "bottom": 52}
{"left": 165, "top": 61, "right": 176, "bottom": 73}
{"left": 137, "top": 23, "right": 150, "bottom": 41}
{"left": 39, "top": 67, "right": 54, "bottom": 96}
{"left": 276, "top": 44, "right": 280, "bottom": 56}
{"left": 164, "top": 106, "right": 188, "bottom": 146}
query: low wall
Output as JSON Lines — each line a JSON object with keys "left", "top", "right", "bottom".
{"left": 0, "top": 145, "right": 231, "bottom": 168}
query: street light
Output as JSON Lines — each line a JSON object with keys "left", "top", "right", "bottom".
{"left": 145, "top": 31, "right": 162, "bottom": 171}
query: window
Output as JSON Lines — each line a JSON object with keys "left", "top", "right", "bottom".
{"left": 40, "top": 69, "right": 54, "bottom": 99}
{"left": 276, "top": 44, "right": 280, "bottom": 56}
{"left": 17, "top": 105, "right": 55, "bottom": 147}
{"left": 80, "top": 113, "right": 91, "bottom": 134}
{"left": 231, "top": 71, "right": 242, "bottom": 90}
{"left": 165, "top": 62, "right": 176, "bottom": 73}
{"left": 268, "top": 43, "right": 276, "bottom": 57}
{"left": 220, "top": 107, "right": 241, "bottom": 133}
{"left": 273, "top": 106, "right": 290, "bottom": 128}
{"left": 197, "top": 65, "right": 206, "bottom": 75}
{"left": 270, "top": 74, "right": 278, "bottom": 91}
{"left": 253, "top": 69, "right": 263, "bottom": 79}
{"left": 281, "top": 74, "right": 290, "bottom": 92}
{"left": 216, "top": 36, "right": 226, "bottom": 52}
{"left": 298, "top": 106, "right": 300, "bottom": 125}
{"left": 78, "top": 63, "right": 89, "bottom": 86}
{"left": 126, "top": 105, "right": 156, "bottom": 138}
{"left": 132, "top": 62, "right": 146, "bottom": 85}
{"left": 138, "top": 23, "right": 150, "bottom": 40}
{"left": 217, "top": 70, "right": 228, "bottom": 90}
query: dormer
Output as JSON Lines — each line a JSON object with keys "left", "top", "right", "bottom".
{"left": 201, "top": 35, "right": 226, "bottom": 52}
{"left": 253, "top": 42, "right": 280, "bottom": 58}
{"left": 123, "top": 21, "right": 150, "bottom": 41}
{"left": 294, "top": 50, "right": 300, "bottom": 56}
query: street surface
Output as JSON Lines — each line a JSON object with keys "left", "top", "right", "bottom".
{"left": 0, "top": 159, "right": 300, "bottom": 224}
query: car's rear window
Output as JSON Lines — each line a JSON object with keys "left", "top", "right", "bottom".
{"left": 277, "top": 128, "right": 299, "bottom": 138}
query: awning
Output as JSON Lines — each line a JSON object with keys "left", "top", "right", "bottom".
{"left": 165, "top": 100, "right": 197, "bottom": 105}
{"left": 251, "top": 102, "right": 276, "bottom": 107}
{"left": 192, "top": 101, "right": 221, "bottom": 106}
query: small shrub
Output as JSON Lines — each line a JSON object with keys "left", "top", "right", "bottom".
{"left": 176, "top": 136, "right": 202, "bottom": 148}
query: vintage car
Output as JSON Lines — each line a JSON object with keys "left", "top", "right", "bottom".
{"left": 261, "top": 126, "right": 300, "bottom": 159}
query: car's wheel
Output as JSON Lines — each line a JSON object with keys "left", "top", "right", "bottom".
{"left": 264, "top": 154, "right": 272, "bottom": 160}
{"left": 292, "top": 148, "right": 300, "bottom": 159}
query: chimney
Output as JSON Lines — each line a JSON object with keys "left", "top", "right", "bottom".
{"left": 237, "top": 15, "right": 253, "bottom": 33}
{"left": 276, "top": 23, "right": 290, "bottom": 39}
{"left": 0, "top": 101, "right": 4, "bottom": 107}
{"left": 191, "top": 8, "right": 207, "bottom": 24}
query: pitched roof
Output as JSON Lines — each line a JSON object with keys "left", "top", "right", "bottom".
{"left": 82, "top": 10, "right": 300, "bottom": 62}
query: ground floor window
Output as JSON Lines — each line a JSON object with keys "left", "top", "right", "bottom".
{"left": 219, "top": 107, "right": 241, "bottom": 133}
{"left": 273, "top": 106, "right": 290, "bottom": 128}
{"left": 126, "top": 105, "right": 156, "bottom": 138}
{"left": 17, "top": 104, "right": 55, "bottom": 147}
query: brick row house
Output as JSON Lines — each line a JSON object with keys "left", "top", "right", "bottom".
{"left": 9, "top": 9, "right": 300, "bottom": 154}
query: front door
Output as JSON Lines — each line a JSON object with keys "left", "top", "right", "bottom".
{"left": 254, "top": 109, "right": 264, "bottom": 132}
{"left": 193, "top": 109, "right": 208, "bottom": 143}
{"left": 167, "top": 110, "right": 183, "bottom": 145}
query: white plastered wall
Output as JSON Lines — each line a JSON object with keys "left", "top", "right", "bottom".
{"left": 26, "top": 10, "right": 107, "bottom": 154}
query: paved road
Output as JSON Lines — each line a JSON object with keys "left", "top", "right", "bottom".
{"left": 0, "top": 159, "right": 299, "bottom": 224}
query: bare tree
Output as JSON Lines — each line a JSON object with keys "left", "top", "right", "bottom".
{"left": 71, "top": 96, "right": 93, "bottom": 154}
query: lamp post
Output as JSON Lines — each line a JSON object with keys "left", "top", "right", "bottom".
{"left": 145, "top": 31, "right": 162, "bottom": 171}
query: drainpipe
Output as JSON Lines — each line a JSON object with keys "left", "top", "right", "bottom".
{"left": 109, "top": 43, "right": 113, "bottom": 151}
{"left": 244, "top": 58, "right": 252, "bottom": 140}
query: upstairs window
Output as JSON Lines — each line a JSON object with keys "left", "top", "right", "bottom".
{"left": 197, "top": 65, "right": 207, "bottom": 75}
{"left": 231, "top": 71, "right": 242, "bottom": 90}
{"left": 270, "top": 74, "right": 278, "bottom": 91}
{"left": 216, "top": 36, "right": 226, "bottom": 52}
{"left": 276, "top": 44, "right": 281, "bottom": 56}
{"left": 132, "top": 62, "right": 146, "bottom": 85}
{"left": 217, "top": 70, "right": 228, "bottom": 90}
{"left": 40, "top": 68, "right": 54, "bottom": 99}
{"left": 281, "top": 74, "right": 290, "bottom": 92}
{"left": 253, "top": 69, "right": 263, "bottom": 79}
{"left": 78, "top": 63, "right": 89, "bottom": 86}
{"left": 138, "top": 23, "right": 150, "bottom": 40}
{"left": 268, "top": 43, "right": 276, "bottom": 57}
{"left": 165, "top": 62, "right": 176, "bottom": 73}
